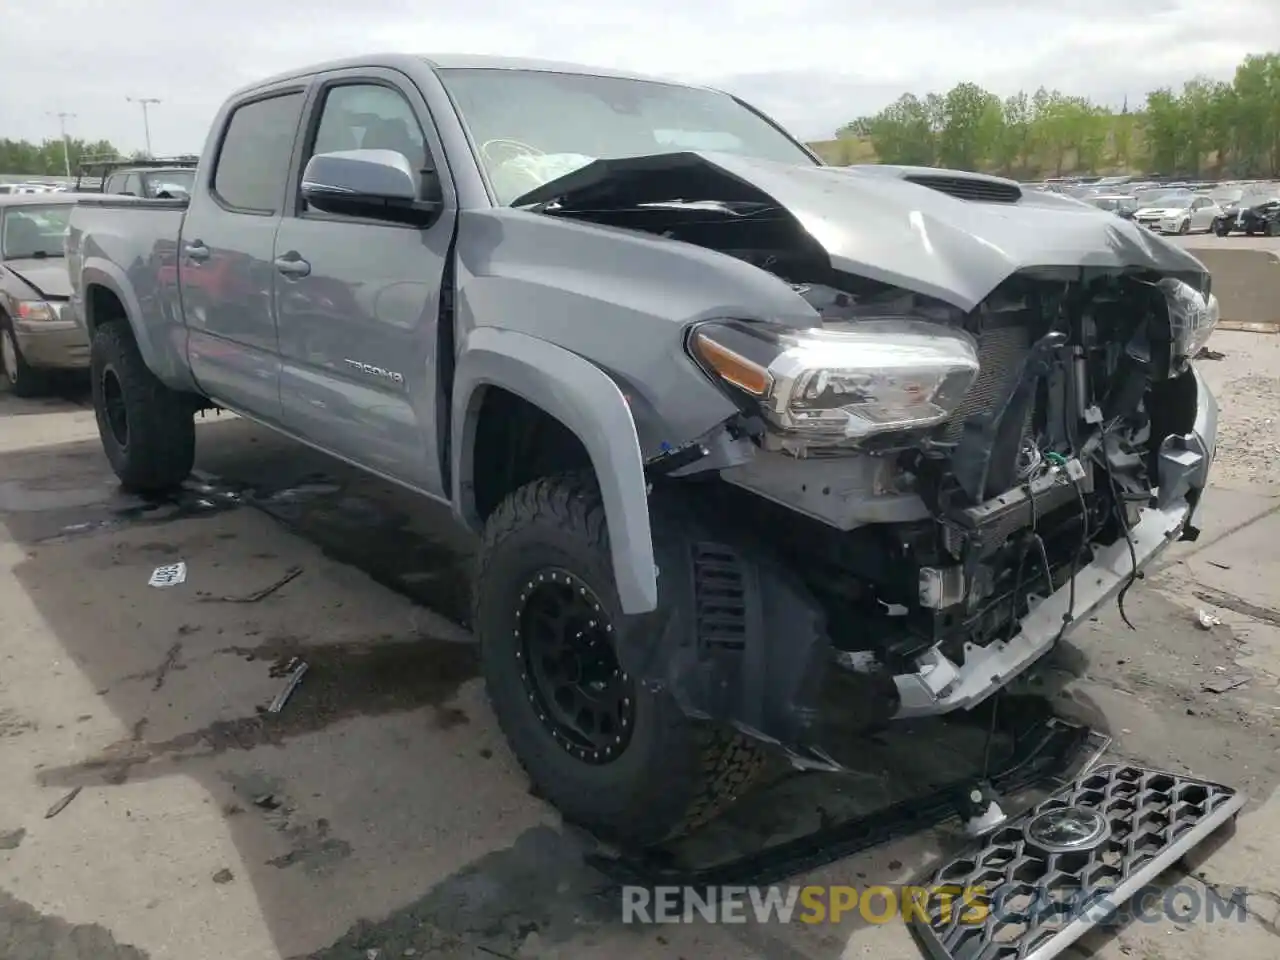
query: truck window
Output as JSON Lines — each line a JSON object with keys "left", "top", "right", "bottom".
{"left": 302, "top": 82, "right": 427, "bottom": 212}
{"left": 213, "top": 92, "right": 305, "bottom": 214}
{"left": 121, "top": 173, "right": 142, "bottom": 196}
{"left": 103, "top": 173, "right": 125, "bottom": 194}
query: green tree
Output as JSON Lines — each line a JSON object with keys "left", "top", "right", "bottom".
{"left": 833, "top": 49, "right": 1280, "bottom": 179}
{"left": 936, "top": 82, "right": 1004, "bottom": 171}
{"left": 856, "top": 93, "right": 938, "bottom": 166}
{"left": 1231, "top": 53, "right": 1280, "bottom": 176}
{"left": 0, "top": 137, "right": 124, "bottom": 176}
{"left": 1143, "top": 88, "right": 1185, "bottom": 174}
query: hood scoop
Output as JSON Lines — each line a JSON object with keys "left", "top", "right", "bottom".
{"left": 904, "top": 174, "right": 1022, "bottom": 204}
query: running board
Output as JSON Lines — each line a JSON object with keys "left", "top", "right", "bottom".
{"left": 591, "top": 717, "right": 1108, "bottom": 888}
{"left": 909, "top": 764, "right": 1246, "bottom": 960}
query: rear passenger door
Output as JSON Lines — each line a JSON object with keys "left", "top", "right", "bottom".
{"left": 180, "top": 87, "right": 306, "bottom": 422}
{"left": 273, "top": 69, "right": 457, "bottom": 492}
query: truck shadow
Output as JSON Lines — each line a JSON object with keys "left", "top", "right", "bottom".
{"left": 5, "top": 411, "right": 1229, "bottom": 960}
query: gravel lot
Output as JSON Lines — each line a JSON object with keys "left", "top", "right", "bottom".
{"left": 2, "top": 330, "right": 1280, "bottom": 960}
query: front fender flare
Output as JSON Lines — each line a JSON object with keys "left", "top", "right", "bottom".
{"left": 451, "top": 327, "right": 659, "bottom": 614}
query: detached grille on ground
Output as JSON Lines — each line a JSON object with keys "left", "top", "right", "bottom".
{"left": 906, "top": 175, "right": 1023, "bottom": 204}
{"left": 910, "top": 763, "right": 1245, "bottom": 960}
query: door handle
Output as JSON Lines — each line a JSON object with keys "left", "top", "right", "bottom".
{"left": 184, "top": 240, "right": 210, "bottom": 262}
{"left": 274, "top": 253, "right": 311, "bottom": 279}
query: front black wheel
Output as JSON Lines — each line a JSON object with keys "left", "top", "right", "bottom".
{"left": 0, "top": 314, "right": 49, "bottom": 398}
{"left": 90, "top": 323, "right": 196, "bottom": 493}
{"left": 473, "top": 473, "right": 765, "bottom": 847}
{"left": 1178, "top": 218, "right": 1191, "bottom": 235}
{"left": 1214, "top": 221, "right": 1230, "bottom": 237}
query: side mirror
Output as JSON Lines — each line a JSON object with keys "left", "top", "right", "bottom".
{"left": 301, "top": 149, "right": 441, "bottom": 224}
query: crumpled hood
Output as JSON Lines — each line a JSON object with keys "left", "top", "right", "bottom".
{"left": 513, "top": 152, "right": 1209, "bottom": 312}
{"left": 3, "top": 258, "right": 71, "bottom": 300}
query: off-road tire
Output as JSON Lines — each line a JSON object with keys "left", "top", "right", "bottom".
{"left": 474, "top": 472, "right": 766, "bottom": 847}
{"left": 1214, "top": 221, "right": 1230, "bottom": 237}
{"left": 1268, "top": 220, "right": 1280, "bottom": 237}
{"left": 90, "top": 322, "right": 195, "bottom": 493}
{"left": 0, "top": 313, "right": 49, "bottom": 398}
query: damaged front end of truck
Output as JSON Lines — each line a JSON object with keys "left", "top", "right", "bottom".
{"left": 513, "top": 154, "right": 1219, "bottom": 770}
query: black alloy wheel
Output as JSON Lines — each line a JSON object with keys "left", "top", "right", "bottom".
{"left": 516, "top": 567, "right": 636, "bottom": 764}
{"left": 100, "top": 366, "right": 130, "bottom": 449}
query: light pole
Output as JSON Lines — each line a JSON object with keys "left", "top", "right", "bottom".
{"left": 127, "top": 96, "right": 161, "bottom": 157}
{"left": 46, "top": 111, "right": 76, "bottom": 178}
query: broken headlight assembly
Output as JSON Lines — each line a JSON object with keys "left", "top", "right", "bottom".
{"left": 1158, "top": 277, "right": 1220, "bottom": 369}
{"left": 688, "top": 318, "right": 980, "bottom": 442}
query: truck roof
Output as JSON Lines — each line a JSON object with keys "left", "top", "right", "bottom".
{"left": 233, "top": 52, "right": 701, "bottom": 99}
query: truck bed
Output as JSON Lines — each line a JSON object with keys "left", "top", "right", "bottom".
{"left": 65, "top": 195, "right": 192, "bottom": 387}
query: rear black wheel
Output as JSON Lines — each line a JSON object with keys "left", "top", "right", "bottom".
{"left": 90, "top": 323, "right": 196, "bottom": 493}
{"left": 1214, "top": 220, "right": 1230, "bottom": 237}
{"left": 0, "top": 314, "right": 49, "bottom": 398}
{"left": 1178, "top": 218, "right": 1190, "bottom": 235}
{"left": 474, "top": 472, "right": 765, "bottom": 847}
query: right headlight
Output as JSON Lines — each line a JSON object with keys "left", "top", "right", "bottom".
{"left": 689, "top": 318, "right": 980, "bottom": 442}
{"left": 1157, "top": 278, "right": 1219, "bottom": 368}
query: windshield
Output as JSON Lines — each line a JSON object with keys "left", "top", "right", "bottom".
{"left": 438, "top": 68, "right": 816, "bottom": 205}
{"left": 1137, "top": 191, "right": 1190, "bottom": 208}
{"left": 142, "top": 170, "right": 195, "bottom": 198}
{"left": 1, "top": 204, "right": 72, "bottom": 259}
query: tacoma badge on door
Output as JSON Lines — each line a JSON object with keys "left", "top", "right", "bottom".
{"left": 343, "top": 358, "right": 405, "bottom": 385}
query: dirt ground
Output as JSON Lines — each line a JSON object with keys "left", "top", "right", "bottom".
{"left": 2, "top": 330, "right": 1280, "bottom": 960}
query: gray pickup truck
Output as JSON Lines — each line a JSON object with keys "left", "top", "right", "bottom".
{"left": 66, "top": 54, "right": 1220, "bottom": 847}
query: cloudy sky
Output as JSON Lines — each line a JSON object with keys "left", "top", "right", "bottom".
{"left": 3, "top": 0, "right": 1275, "bottom": 153}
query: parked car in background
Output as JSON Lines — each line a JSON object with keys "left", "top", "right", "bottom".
{"left": 1232, "top": 196, "right": 1280, "bottom": 236}
{"left": 0, "top": 194, "right": 85, "bottom": 395}
{"left": 1214, "top": 193, "right": 1280, "bottom": 236}
{"left": 1087, "top": 194, "right": 1139, "bottom": 219}
{"left": 1133, "top": 194, "right": 1221, "bottom": 234}
{"left": 73, "top": 156, "right": 199, "bottom": 200}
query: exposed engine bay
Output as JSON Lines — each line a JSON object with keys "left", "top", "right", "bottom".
{"left": 518, "top": 152, "right": 1218, "bottom": 736}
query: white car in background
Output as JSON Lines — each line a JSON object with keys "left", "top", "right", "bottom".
{"left": 1133, "top": 195, "right": 1223, "bottom": 234}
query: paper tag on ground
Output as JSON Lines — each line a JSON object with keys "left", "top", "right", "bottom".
{"left": 149, "top": 562, "right": 187, "bottom": 588}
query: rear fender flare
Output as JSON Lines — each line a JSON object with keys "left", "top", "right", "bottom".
{"left": 79, "top": 259, "right": 197, "bottom": 392}
{"left": 451, "top": 327, "right": 658, "bottom": 614}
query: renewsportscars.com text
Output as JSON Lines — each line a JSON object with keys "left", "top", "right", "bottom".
{"left": 621, "top": 884, "right": 1249, "bottom": 926}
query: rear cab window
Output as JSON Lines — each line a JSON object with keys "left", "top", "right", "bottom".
{"left": 212, "top": 92, "right": 305, "bottom": 214}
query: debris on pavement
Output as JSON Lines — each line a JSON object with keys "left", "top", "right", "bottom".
{"left": 267, "top": 658, "right": 309, "bottom": 714}
{"left": 1196, "top": 609, "right": 1223, "bottom": 630}
{"left": 1194, "top": 346, "right": 1227, "bottom": 360}
{"left": 201, "top": 565, "right": 302, "bottom": 603}
{"left": 1203, "top": 675, "right": 1249, "bottom": 694}
{"left": 1207, "top": 560, "right": 1232, "bottom": 570}
{"left": 44, "top": 786, "right": 82, "bottom": 819}
{"left": 147, "top": 561, "right": 188, "bottom": 588}
{"left": 212, "top": 868, "right": 234, "bottom": 884}
{"left": 252, "top": 794, "right": 281, "bottom": 810}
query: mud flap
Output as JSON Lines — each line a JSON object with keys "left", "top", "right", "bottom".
{"left": 909, "top": 764, "right": 1245, "bottom": 960}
